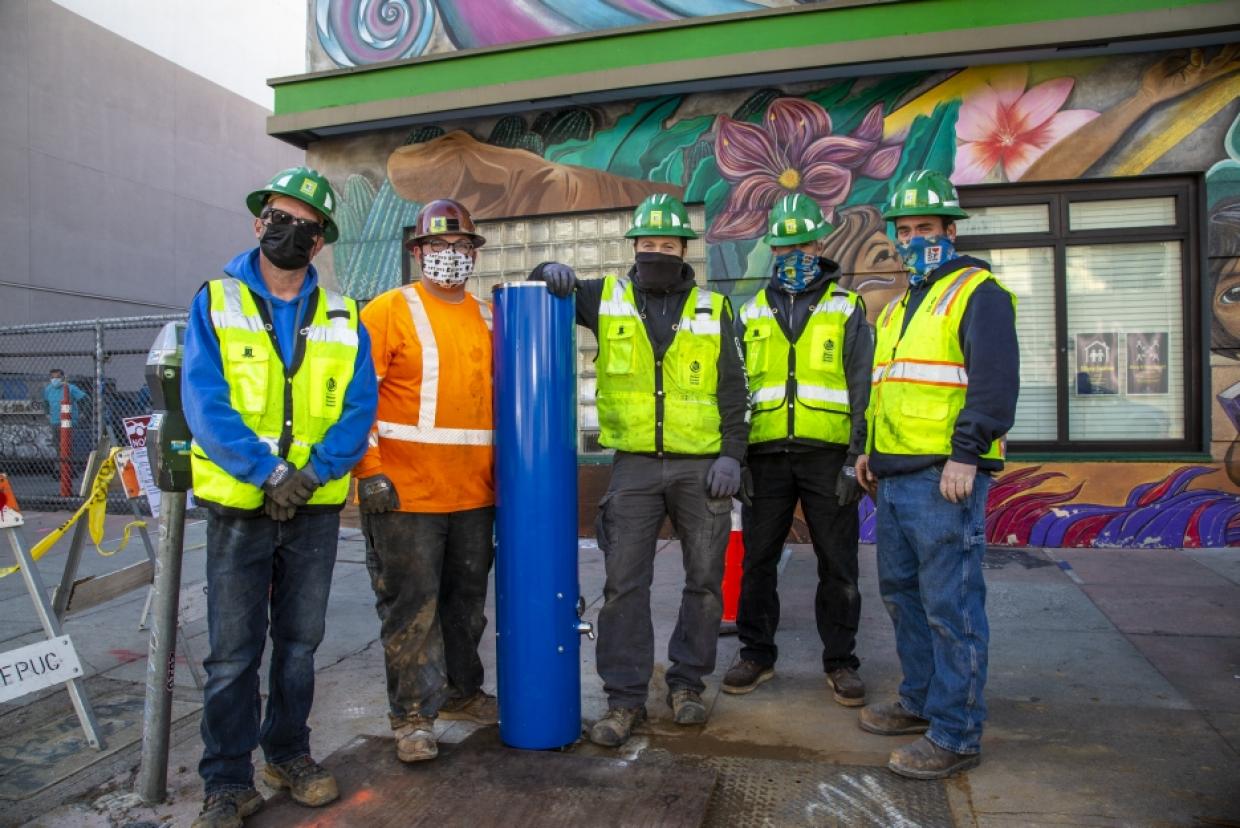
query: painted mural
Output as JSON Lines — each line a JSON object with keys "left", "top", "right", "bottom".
{"left": 312, "top": 44, "right": 1240, "bottom": 547}
{"left": 311, "top": 0, "right": 820, "bottom": 68}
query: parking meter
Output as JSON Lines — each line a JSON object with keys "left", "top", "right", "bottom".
{"left": 144, "top": 322, "right": 192, "bottom": 493}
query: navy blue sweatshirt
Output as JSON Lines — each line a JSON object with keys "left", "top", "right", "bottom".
{"left": 869, "top": 255, "right": 1019, "bottom": 478}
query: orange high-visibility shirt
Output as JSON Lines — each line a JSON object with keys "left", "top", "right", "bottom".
{"left": 355, "top": 282, "right": 494, "bottom": 513}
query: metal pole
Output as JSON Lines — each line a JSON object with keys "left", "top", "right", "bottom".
{"left": 136, "top": 490, "right": 187, "bottom": 804}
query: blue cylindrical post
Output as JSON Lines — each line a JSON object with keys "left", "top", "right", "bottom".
{"left": 493, "top": 282, "right": 580, "bottom": 749}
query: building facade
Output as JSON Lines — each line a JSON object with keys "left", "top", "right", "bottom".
{"left": 274, "top": 0, "right": 1240, "bottom": 547}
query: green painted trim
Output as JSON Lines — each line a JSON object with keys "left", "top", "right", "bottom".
{"left": 1011, "top": 453, "right": 1216, "bottom": 463}
{"left": 274, "top": 0, "right": 1223, "bottom": 115}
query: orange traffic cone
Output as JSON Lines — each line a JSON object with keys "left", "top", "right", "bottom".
{"left": 719, "top": 498, "right": 744, "bottom": 636}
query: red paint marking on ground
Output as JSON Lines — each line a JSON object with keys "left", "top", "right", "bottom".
{"left": 108, "top": 648, "right": 186, "bottom": 664}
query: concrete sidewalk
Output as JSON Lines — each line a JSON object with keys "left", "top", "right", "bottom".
{"left": 1, "top": 510, "right": 1237, "bottom": 826}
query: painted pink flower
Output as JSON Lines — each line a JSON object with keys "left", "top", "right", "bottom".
{"left": 709, "top": 98, "right": 902, "bottom": 242}
{"left": 953, "top": 67, "right": 1099, "bottom": 184}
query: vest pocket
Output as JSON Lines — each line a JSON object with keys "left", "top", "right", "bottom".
{"left": 308, "top": 357, "right": 351, "bottom": 421}
{"left": 744, "top": 324, "right": 770, "bottom": 375}
{"left": 225, "top": 342, "right": 269, "bottom": 415}
{"left": 808, "top": 325, "right": 842, "bottom": 374}
{"left": 604, "top": 322, "right": 635, "bottom": 375}
{"left": 900, "top": 395, "right": 950, "bottom": 422}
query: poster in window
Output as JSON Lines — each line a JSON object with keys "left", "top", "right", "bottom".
{"left": 1074, "top": 332, "right": 1118, "bottom": 395}
{"left": 1126, "top": 332, "right": 1169, "bottom": 395}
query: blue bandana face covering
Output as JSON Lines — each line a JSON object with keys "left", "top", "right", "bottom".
{"left": 773, "top": 250, "right": 821, "bottom": 293}
{"left": 896, "top": 235, "right": 956, "bottom": 286}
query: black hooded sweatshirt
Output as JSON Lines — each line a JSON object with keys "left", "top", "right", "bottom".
{"left": 531, "top": 260, "right": 750, "bottom": 461}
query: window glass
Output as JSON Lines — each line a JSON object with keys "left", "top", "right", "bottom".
{"left": 1068, "top": 197, "right": 1176, "bottom": 231}
{"left": 462, "top": 205, "right": 708, "bottom": 455}
{"left": 1066, "top": 241, "right": 1184, "bottom": 440}
{"left": 957, "top": 246, "right": 1057, "bottom": 441}
{"left": 955, "top": 204, "right": 1051, "bottom": 236}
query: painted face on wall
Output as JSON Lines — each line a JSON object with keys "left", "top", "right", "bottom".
{"left": 1213, "top": 256, "right": 1240, "bottom": 349}
{"left": 820, "top": 205, "right": 910, "bottom": 324}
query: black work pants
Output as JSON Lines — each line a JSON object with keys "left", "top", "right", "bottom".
{"left": 738, "top": 449, "right": 861, "bottom": 672}
{"left": 595, "top": 453, "right": 732, "bottom": 708}
{"left": 361, "top": 507, "right": 495, "bottom": 724}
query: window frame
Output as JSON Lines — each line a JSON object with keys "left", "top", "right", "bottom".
{"left": 955, "top": 174, "right": 1204, "bottom": 455}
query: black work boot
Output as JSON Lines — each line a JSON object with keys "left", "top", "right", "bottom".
{"left": 888, "top": 736, "right": 980, "bottom": 779}
{"left": 826, "top": 667, "right": 866, "bottom": 707}
{"left": 721, "top": 659, "right": 775, "bottom": 695}
{"left": 667, "top": 688, "right": 707, "bottom": 725}
{"left": 589, "top": 705, "right": 646, "bottom": 746}
{"left": 859, "top": 701, "right": 930, "bottom": 736}
{"left": 192, "top": 788, "right": 263, "bottom": 828}
{"left": 262, "top": 755, "right": 339, "bottom": 807}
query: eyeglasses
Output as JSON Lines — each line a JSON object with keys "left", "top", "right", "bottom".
{"left": 261, "top": 207, "right": 324, "bottom": 236}
{"left": 421, "top": 239, "right": 476, "bottom": 254}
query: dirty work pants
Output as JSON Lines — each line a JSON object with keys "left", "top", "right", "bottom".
{"left": 738, "top": 448, "right": 861, "bottom": 673}
{"left": 876, "top": 466, "right": 991, "bottom": 755}
{"left": 595, "top": 453, "right": 732, "bottom": 708}
{"left": 199, "top": 510, "right": 339, "bottom": 794}
{"left": 361, "top": 507, "right": 494, "bottom": 724}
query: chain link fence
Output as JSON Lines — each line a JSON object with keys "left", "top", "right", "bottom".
{"left": 0, "top": 315, "right": 187, "bottom": 512}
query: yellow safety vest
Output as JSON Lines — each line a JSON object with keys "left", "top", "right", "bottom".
{"left": 868, "top": 266, "right": 1016, "bottom": 459}
{"left": 595, "top": 275, "right": 725, "bottom": 455}
{"left": 190, "top": 278, "right": 360, "bottom": 512}
{"left": 739, "top": 285, "right": 857, "bottom": 447}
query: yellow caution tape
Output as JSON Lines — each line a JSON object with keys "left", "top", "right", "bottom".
{"left": 0, "top": 447, "right": 147, "bottom": 578}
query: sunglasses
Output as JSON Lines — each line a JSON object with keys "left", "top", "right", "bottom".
{"left": 412, "top": 239, "right": 476, "bottom": 254}
{"left": 261, "top": 207, "right": 324, "bottom": 236}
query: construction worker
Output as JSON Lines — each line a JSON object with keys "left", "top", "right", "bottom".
{"left": 183, "top": 167, "right": 377, "bottom": 827}
{"left": 354, "top": 199, "right": 506, "bottom": 764}
{"left": 856, "top": 170, "right": 1018, "bottom": 779}
{"left": 539, "top": 194, "right": 750, "bottom": 746}
{"left": 724, "top": 195, "right": 872, "bottom": 705}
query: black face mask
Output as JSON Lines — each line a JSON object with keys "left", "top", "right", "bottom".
{"left": 633, "top": 251, "right": 685, "bottom": 293}
{"left": 260, "top": 222, "right": 319, "bottom": 270}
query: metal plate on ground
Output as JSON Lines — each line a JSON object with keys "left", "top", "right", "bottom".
{"left": 700, "top": 755, "right": 955, "bottom": 827}
{"left": 249, "top": 729, "right": 716, "bottom": 827}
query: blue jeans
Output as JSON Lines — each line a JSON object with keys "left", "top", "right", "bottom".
{"left": 876, "top": 466, "right": 991, "bottom": 755}
{"left": 199, "top": 510, "right": 339, "bottom": 793}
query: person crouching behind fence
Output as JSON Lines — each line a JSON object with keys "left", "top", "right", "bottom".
{"left": 182, "top": 167, "right": 377, "bottom": 828}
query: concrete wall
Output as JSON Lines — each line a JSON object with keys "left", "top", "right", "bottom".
{"left": 0, "top": 0, "right": 302, "bottom": 325}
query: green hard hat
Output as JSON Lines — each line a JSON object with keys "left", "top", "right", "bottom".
{"left": 881, "top": 169, "right": 969, "bottom": 221}
{"left": 246, "top": 166, "right": 340, "bottom": 243}
{"left": 763, "top": 194, "right": 834, "bottom": 245}
{"left": 625, "top": 194, "right": 698, "bottom": 239}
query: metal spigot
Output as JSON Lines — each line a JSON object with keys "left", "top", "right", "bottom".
{"left": 576, "top": 620, "right": 596, "bottom": 640}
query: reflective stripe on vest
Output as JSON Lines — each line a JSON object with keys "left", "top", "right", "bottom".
{"left": 191, "top": 278, "right": 360, "bottom": 511}
{"left": 372, "top": 285, "right": 494, "bottom": 448}
{"left": 867, "top": 266, "right": 1016, "bottom": 460}
{"left": 739, "top": 286, "right": 856, "bottom": 446}
{"left": 595, "top": 275, "right": 724, "bottom": 455}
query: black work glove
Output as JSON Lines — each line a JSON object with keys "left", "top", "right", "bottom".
{"left": 262, "top": 461, "right": 319, "bottom": 522}
{"left": 835, "top": 464, "right": 864, "bottom": 507}
{"left": 357, "top": 474, "right": 401, "bottom": 515}
{"left": 706, "top": 456, "right": 742, "bottom": 498}
{"left": 541, "top": 262, "right": 578, "bottom": 298}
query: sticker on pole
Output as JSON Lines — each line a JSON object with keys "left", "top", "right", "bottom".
{"left": 0, "top": 636, "right": 85, "bottom": 703}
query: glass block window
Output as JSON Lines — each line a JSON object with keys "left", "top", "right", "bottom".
{"left": 406, "top": 205, "right": 707, "bottom": 456}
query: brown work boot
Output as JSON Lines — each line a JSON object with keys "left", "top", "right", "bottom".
{"left": 261, "top": 755, "right": 339, "bottom": 807}
{"left": 588, "top": 705, "right": 646, "bottom": 746}
{"left": 826, "top": 667, "right": 866, "bottom": 707}
{"left": 394, "top": 715, "right": 438, "bottom": 763}
{"left": 192, "top": 788, "right": 263, "bottom": 828}
{"left": 667, "top": 688, "right": 708, "bottom": 725}
{"left": 721, "top": 659, "right": 775, "bottom": 695}
{"left": 859, "top": 701, "right": 930, "bottom": 736}
{"left": 438, "top": 690, "right": 499, "bottom": 725}
{"left": 888, "top": 736, "right": 980, "bottom": 779}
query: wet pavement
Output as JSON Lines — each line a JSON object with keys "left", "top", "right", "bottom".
{"left": 0, "top": 508, "right": 1237, "bottom": 827}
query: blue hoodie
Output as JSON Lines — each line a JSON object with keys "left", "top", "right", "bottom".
{"left": 182, "top": 248, "right": 377, "bottom": 488}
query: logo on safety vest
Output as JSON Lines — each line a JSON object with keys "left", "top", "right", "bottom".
{"left": 822, "top": 338, "right": 836, "bottom": 363}
{"left": 299, "top": 179, "right": 318, "bottom": 197}
{"left": 325, "top": 377, "right": 338, "bottom": 409}
{"left": 242, "top": 346, "right": 255, "bottom": 359}
{"left": 649, "top": 210, "right": 663, "bottom": 227}
{"left": 688, "top": 359, "right": 702, "bottom": 386}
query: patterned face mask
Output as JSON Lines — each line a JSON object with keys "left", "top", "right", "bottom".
{"left": 773, "top": 250, "right": 821, "bottom": 293}
{"left": 421, "top": 249, "right": 475, "bottom": 287}
{"left": 896, "top": 235, "right": 956, "bottom": 286}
